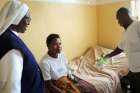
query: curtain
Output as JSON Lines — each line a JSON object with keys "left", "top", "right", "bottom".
{"left": 131, "top": 0, "right": 140, "bottom": 20}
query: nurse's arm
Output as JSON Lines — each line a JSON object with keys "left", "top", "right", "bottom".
{"left": 105, "top": 47, "right": 123, "bottom": 58}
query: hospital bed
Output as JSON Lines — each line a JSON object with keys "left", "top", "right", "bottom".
{"left": 68, "top": 46, "right": 129, "bottom": 93}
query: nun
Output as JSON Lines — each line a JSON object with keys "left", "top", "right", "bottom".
{"left": 0, "top": 0, "right": 44, "bottom": 93}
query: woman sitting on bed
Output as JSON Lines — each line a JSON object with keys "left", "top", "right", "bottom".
{"left": 39, "top": 34, "right": 97, "bottom": 93}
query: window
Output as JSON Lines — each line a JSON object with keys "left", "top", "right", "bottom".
{"left": 130, "top": 0, "right": 140, "bottom": 20}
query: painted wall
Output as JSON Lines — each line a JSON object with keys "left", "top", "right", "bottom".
{"left": 97, "top": 1, "right": 129, "bottom": 49}
{"left": 0, "top": 1, "right": 97, "bottom": 61}
{"left": 0, "top": 0, "right": 130, "bottom": 62}
{"left": 21, "top": 2, "right": 97, "bottom": 61}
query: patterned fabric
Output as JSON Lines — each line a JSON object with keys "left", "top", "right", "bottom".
{"left": 76, "top": 78, "right": 97, "bottom": 93}
{"left": 55, "top": 79, "right": 80, "bottom": 93}
{"left": 46, "top": 76, "right": 97, "bottom": 93}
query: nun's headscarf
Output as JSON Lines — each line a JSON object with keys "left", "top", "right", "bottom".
{"left": 0, "top": 0, "right": 29, "bottom": 35}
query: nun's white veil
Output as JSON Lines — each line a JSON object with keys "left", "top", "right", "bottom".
{"left": 0, "top": 0, "right": 29, "bottom": 35}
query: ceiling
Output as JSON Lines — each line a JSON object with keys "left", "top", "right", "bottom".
{"left": 24, "top": 0, "right": 127, "bottom": 5}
